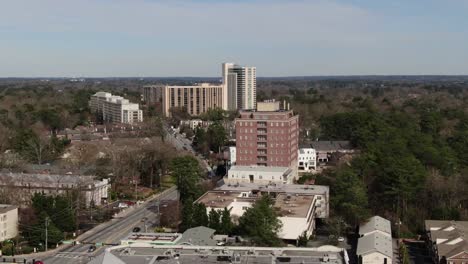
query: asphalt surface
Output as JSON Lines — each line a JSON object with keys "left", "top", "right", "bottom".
{"left": 165, "top": 127, "right": 214, "bottom": 176}
{"left": 34, "top": 127, "right": 202, "bottom": 264}
{"left": 38, "top": 188, "right": 179, "bottom": 264}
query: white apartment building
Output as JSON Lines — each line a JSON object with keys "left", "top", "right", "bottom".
{"left": 226, "top": 166, "right": 294, "bottom": 184}
{"left": 298, "top": 148, "right": 317, "bottom": 172}
{"left": 0, "top": 205, "right": 18, "bottom": 242}
{"left": 90, "top": 92, "right": 143, "bottom": 124}
{"left": 222, "top": 63, "right": 257, "bottom": 110}
{"left": 196, "top": 183, "right": 329, "bottom": 241}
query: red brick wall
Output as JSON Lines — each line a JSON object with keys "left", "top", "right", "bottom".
{"left": 236, "top": 111, "right": 298, "bottom": 168}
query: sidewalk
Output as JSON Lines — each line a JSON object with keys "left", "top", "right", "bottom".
{"left": 14, "top": 186, "right": 177, "bottom": 260}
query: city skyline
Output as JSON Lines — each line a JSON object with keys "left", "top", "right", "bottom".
{"left": 1, "top": 0, "right": 468, "bottom": 77}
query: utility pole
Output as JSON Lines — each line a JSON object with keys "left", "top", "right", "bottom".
{"left": 45, "top": 217, "right": 49, "bottom": 251}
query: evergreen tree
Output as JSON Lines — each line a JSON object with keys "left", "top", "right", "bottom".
{"left": 208, "top": 208, "right": 221, "bottom": 232}
{"left": 297, "top": 231, "right": 309, "bottom": 247}
{"left": 180, "top": 198, "right": 194, "bottom": 231}
{"left": 170, "top": 156, "right": 202, "bottom": 203}
{"left": 219, "top": 207, "right": 233, "bottom": 235}
{"left": 193, "top": 203, "right": 209, "bottom": 227}
{"left": 237, "top": 195, "right": 282, "bottom": 246}
{"left": 207, "top": 122, "right": 227, "bottom": 152}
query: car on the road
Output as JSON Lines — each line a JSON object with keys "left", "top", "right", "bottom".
{"left": 88, "top": 245, "right": 97, "bottom": 253}
{"left": 133, "top": 227, "right": 141, "bottom": 232}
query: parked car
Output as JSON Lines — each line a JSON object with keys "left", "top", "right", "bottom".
{"left": 337, "top": 236, "right": 345, "bottom": 242}
{"left": 133, "top": 227, "right": 141, "bottom": 232}
{"left": 88, "top": 245, "right": 97, "bottom": 253}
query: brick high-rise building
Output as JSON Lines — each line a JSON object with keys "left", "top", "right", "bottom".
{"left": 235, "top": 100, "right": 299, "bottom": 177}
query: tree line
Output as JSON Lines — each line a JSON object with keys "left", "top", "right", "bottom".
{"left": 317, "top": 102, "right": 468, "bottom": 233}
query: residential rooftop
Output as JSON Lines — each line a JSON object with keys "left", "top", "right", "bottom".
{"left": 0, "top": 204, "right": 17, "bottom": 214}
{"left": 425, "top": 220, "right": 468, "bottom": 260}
{"left": 356, "top": 232, "right": 393, "bottom": 258}
{"left": 0, "top": 171, "right": 106, "bottom": 188}
{"left": 177, "top": 226, "right": 216, "bottom": 246}
{"left": 309, "top": 141, "right": 353, "bottom": 151}
{"left": 359, "top": 215, "right": 392, "bottom": 236}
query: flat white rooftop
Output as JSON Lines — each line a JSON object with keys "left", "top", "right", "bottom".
{"left": 229, "top": 166, "right": 290, "bottom": 173}
{"left": 219, "top": 182, "right": 329, "bottom": 195}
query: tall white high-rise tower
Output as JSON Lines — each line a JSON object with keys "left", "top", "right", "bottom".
{"left": 222, "top": 63, "right": 257, "bottom": 111}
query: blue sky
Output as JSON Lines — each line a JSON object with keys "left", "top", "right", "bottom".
{"left": 1, "top": 0, "right": 467, "bottom": 77}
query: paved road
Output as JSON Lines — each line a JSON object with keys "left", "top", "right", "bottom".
{"left": 165, "top": 127, "right": 214, "bottom": 176}
{"left": 38, "top": 188, "right": 178, "bottom": 264}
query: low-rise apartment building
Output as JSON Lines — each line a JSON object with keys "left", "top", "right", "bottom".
{"left": 226, "top": 166, "right": 294, "bottom": 184}
{"left": 298, "top": 147, "right": 317, "bottom": 172}
{"left": 90, "top": 92, "right": 143, "bottom": 124}
{"left": 195, "top": 182, "right": 329, "bottom": 241}
{"left": 0, "top": 172, "right": 110, "bottom": 207}
{"left": 0, "top": 205, "right": 18, "bottom": 242}
{"left": 426, "top": 220, "right": 468, "bottom": 264}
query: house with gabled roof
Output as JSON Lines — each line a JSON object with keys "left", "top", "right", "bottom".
{"left": 425, "top": 220, "right": 468, "bottom": 264}
{"left": 359, "top": 216, "right": 392, "bottom": 238}
{"left": 357, "top": 216, "right": 393, "bottom": 264}
{"left": 357, "top": 232, "right": 393, "bottom": 264}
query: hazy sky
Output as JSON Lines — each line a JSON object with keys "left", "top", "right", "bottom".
{"left": 1, "top": 0, "right": 467, "bottom": 77}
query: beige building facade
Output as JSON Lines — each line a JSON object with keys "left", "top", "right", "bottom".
{"left": 0, "top": 205, "right": 18, "bottom": 242}
{"left": 162, "top": 83, "right": 223, "bottom": 117}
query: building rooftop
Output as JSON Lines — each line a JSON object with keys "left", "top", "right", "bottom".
{"left": 164, "top": 83, "right": 223, "bottom": 88}
{"left": 0, "top": 204, "right": 17, "bottom": 214}
{"left": 89, "top": 244, "right": 345, "bottom": 264}
{"left": 178, "top": 226, "right": 216, "bottom": 246}
{"left": 274, "top": 193, "right": 315, "bottom": 218}
{"left": 425, "top": 220, "right": 468, "bottom": 259}
{"left": 309, "top": 141, "right": 353, "bottom": 151}
{"left": 237, "top": 109, "right": 296, "bottom": 120}
{"left": 196, "top": 183, "right": 327, "bottom": 218}
{"left": 123, "top": 233, "right": 182, "bottom": 244}
{"left": 0, "top": 171, "right": 106, "bottom": 188}
{"left": 218, "top": 182, "right": 329, "bottom": 196}
{"left": 359, "top": 216, "right": 392, "bottom": 236}
{"left": 357, "top": 232, "right": 393, "bottom": 258}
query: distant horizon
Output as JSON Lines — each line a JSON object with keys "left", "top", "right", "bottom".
{"left": 2, "top": 74, "right": 468, "bottom": 80}
{"left": 1, "top": 1, "right": 468, "bottom": 77}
